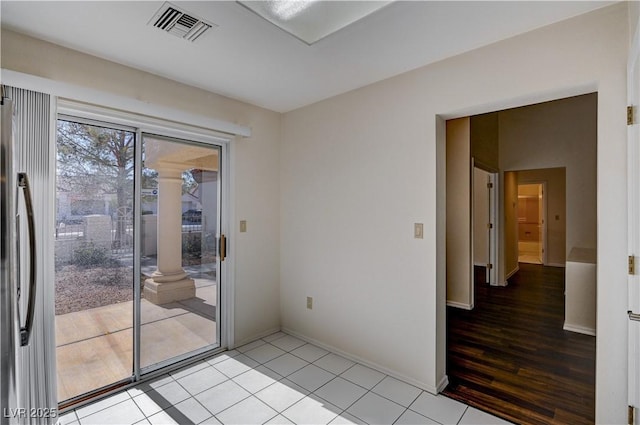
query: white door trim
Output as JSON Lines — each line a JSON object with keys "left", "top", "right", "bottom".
{"left": 627, "top": 9, "right": 640, "bottom": 418}
{"left": 488, "top": 172, "right": 499, "bottom": 285}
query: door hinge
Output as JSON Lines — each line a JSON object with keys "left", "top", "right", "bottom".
{"left": 629, "top": 106, "right": 636, "bottom": 126}
{"left": 629, "top": 405, "right": 634, "bottom": 425}
{"left": 487, "top": 223, "right": 493, "bottom": 229}
{"left": 487, "top": 263, "right": 493, "bottom": 270}
{"left": 487, "top": 183, "right": 493, "bottom": 189}
{"left": 631, "top": 255, "right": 636, "bottom": 275}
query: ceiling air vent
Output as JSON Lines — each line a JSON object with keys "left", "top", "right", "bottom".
{"left": 149, "top": 2, "right": 216, "bottom": 42}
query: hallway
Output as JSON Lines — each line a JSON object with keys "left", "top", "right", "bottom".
{"left": 444, "top": 264, "right": 595, "bottom": 425}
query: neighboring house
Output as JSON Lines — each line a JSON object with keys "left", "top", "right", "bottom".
{"left": 57, "top": 191, "right": 117, "bottom": 223}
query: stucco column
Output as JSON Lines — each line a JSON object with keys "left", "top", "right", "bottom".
{"left": 144, "top": 167, "right": 195, "bottom": 304}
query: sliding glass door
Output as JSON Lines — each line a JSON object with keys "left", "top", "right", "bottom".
{"left": 139, "top": 134, "right": 221, "bottom": 372}
{"left": 55, "top": 117, "right": 225, "bottom": 404}
{"left": 54, "top": 118, "right": 135, "bottom": 402}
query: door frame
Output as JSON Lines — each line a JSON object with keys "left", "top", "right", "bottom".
{"left": 55, "top": 99, "right": 234, "bottom": 400}
{"left": 516, "top": 180, "right": 548, "bottom": 265}
{"left": 488, "top": 171, "right": 498, "bottom": 285}
{"left": 136, "top": 133, "right": 228, "bottom": 376}
{"left": 628, "top": 8, "right": 640, "bottom": 419}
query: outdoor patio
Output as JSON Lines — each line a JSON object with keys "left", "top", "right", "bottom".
{"left": 55, "top": 273, "right": 217, "bottom": 402}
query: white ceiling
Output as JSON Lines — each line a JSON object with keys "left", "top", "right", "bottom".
{"left": 1, "top": 1, "right": 614, "bottom": 113}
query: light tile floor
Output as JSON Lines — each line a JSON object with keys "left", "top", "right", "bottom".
{"left": 517, "top": 241, "right": 542, "bottom": 265}
{"left": 57, "top": 332, "right": 512, "bottom": 425}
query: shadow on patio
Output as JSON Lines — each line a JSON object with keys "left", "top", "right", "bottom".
{"left": 55, "top": 270, "right": 217, "bottom": 403}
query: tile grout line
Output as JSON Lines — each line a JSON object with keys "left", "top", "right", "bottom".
{"left": 456, "top": 405, "right": 470, "bottom": 425}
{"left": 72, "top": 331, "right": 482, "bottom": 425}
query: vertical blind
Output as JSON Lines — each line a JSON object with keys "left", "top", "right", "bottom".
{"left": 6, "top": 86, "right": 57, "bottom": 425}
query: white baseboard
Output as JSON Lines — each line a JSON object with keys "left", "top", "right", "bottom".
{"left": 446, "top": 301, "right": 473, "bottom": 310}
{"left": 473, "top": 262, "right": 488, "bottom": 267}
{"left": 436, "top": 375, "right": 449, "bottom": 392}
{"left": 281, "top": 327, "right": 440, "bottom": 395}
{"left": 232, "top": 327, "right": 281, "bottom": 349}
{"left": 506, "top": 266, "right": 519, "bottom": 280}
{"left": 546, "top": 262, "right": 566, "bottom": 268}
{"left": 563, "top": 323, "right": 596, "bottom": 336}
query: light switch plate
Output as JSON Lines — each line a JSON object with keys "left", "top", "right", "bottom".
{"left": 240, "top": 220, "right": 247, "bottom": 232}
{"left": 307, "top": 297, "right": 313, "bottom": 310}
{"left": 414, "top": 223, "right": 424, "bottom": 239}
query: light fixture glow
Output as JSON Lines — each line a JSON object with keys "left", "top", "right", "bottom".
{"left": 238, "top": 1, "right": 393, "bottom": 45}
{"left": 267, "top": 0, "right": 318, "bottom": 21}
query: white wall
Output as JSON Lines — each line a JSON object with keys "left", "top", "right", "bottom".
{"left": 281, "top": 4, "right": 628, "bottom": 421}
{"left": 1, "top": 30, "right": 282, "bottom": 346}
{"left": 631, "top": 1, "right": 640, "bottom": 46}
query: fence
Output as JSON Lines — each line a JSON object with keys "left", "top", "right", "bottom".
{"left": 55, "top": 214, "right": 130, "bottom": 264}
{"left": 112, "top": 206, "right": 133, "bottom": 255}
{"left": 55, "top": 213, "right": 211, "bottom": 264}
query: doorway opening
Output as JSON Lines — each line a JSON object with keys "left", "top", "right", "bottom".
{"left": 443, "top": 93, "right": 597, "bottom": 424}
{"left": 517, "top": 183, "right": 545, "bottom": 264}
{"left": 54, "top": 113, "right": 227, "bottom": 407}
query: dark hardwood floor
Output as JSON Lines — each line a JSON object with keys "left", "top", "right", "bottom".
{"left": 444, "top": 263, "right": 596, "bottom": 425}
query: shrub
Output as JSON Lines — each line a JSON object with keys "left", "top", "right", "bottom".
{"left": 182, "top": 233, "right": 202, "bottom": 259}
{"left": 74, "top": 241, "right": 110, "bottom": 268}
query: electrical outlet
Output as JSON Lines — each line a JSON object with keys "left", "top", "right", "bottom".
{"left": 240, "top": 220, "right": 247, "bottom": 232}
{"left": 306, "top": 296, "right": 313, "bottom": 310}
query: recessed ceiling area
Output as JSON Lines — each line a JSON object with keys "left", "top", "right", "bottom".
{"left": 0, "top": 1, "right": 614, "bottom": 113}
{"left": 237, "top": 1, "right": 393, "bottom": 45}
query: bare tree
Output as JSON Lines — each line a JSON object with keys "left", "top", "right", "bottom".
{"left": 57, "top": 120, "right": 134, "bottom": 247}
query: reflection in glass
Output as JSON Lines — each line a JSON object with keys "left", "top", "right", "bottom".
{"left": 140, "top": 134, "right": 220, "bottom": 371}
{"left": 54, "top": 119, "right": 134, "bottom": 402}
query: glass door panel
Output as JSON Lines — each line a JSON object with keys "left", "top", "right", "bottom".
{"left": 139, "top": 134, "right": 220, "bottom": 371}
{"left": 54, "top": 119, "right": 135, "bottom": 402}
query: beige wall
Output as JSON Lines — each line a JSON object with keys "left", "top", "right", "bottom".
{"left": 517, "top": 193, "right": 540, "bottom": 242}
{"left": 503, "top": 172, "right": 519, "bottom": 277}
{"left": 1, "top": 29, "right": 282, "bottom": 346}
{"left": 282, "top": 5, "right": 628, "bottom": 421}
{"left": 473, "top": 168, "right": 490, "bottom": 266}
{"left": 470, "top": 112, "right": 499, "bottom": 171}
{"left": 518, "top": 168, "right": 567, "bottom": 265}
{"left": 499, "top": 94, "right": 597, "bottom": 259}
{"left": 446, "top": 118, "right": 472, "bottom": 308}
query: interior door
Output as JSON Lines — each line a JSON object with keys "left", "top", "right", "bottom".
{"left": 628, "top": 11, "right": 640, "bottom": 422}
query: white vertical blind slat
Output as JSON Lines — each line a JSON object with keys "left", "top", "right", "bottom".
{"left": 6, "top": 86, "right": 57, "bottom": 425}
